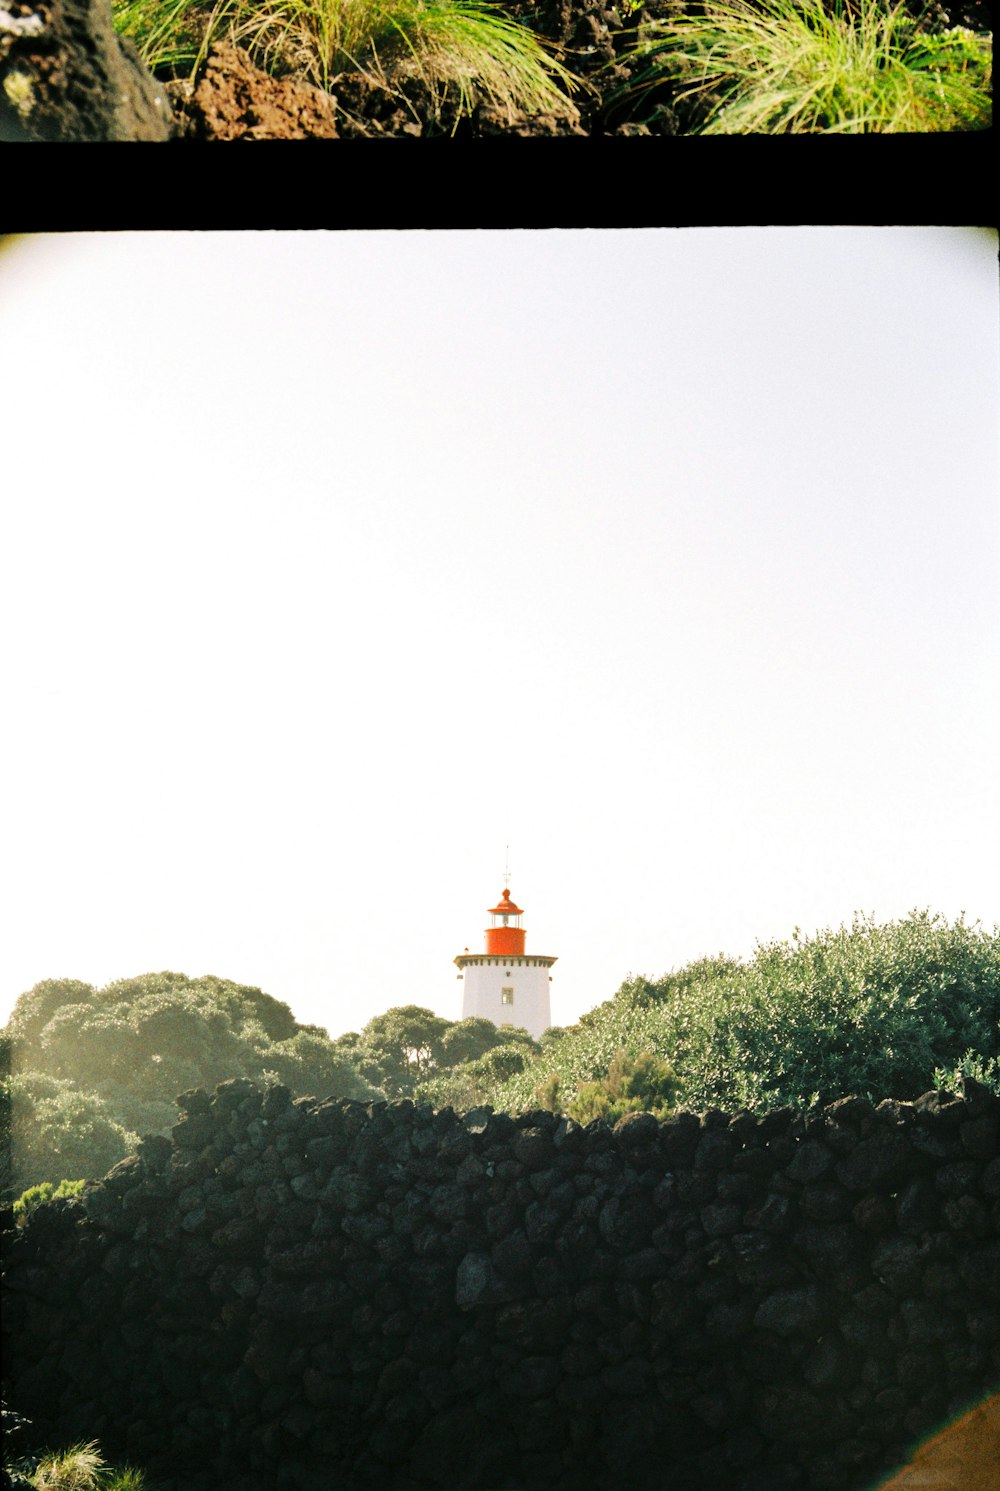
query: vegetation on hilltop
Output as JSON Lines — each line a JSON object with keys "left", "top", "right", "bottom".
{"left": 477, "top": 912, "right": 1000, "bottom": 1117}
{"left": 3, "top": 911, "right": 996, "bottom": 1197}
{"left": 332, "top": 1005, "right": 538, "bottom": 1101}
{"left": 0, "top": 972, "right": 377, "bottom": 1198}
{"left": 0, "top": 979, "right": 539, "bottom": 1197}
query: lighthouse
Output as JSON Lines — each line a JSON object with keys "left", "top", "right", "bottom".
{"left": 455, "top": 887, "right": 556, "bottom": 1041}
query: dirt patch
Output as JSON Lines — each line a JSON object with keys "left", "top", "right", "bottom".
{"left": 169, "top": 39, "right": 337, "bottom": 138}
{"left": 876, "top": 1392, "right": 1000, "bottom": 1491}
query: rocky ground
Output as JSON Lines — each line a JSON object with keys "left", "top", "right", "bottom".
{"left": 1, "top": 0, "right": 988, "bottom": 139}
{"left": 164, "top": 0, "right": 993, "bottom": 137}
{"left": 162, "top": 2, "right": 690, "bottom": 139}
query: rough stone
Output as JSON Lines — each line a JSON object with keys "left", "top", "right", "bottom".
{"left": 5, "top": 1081, "right": 998, "bottom": 1491}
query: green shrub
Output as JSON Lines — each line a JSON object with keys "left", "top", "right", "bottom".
{"left": 565, "top": 1048, "right": 679, "bottom": 1124}
{"left": 623, "top": 0, "right": 992, "bottom": 133}
{"left": 418, "top": 1039, "right": 534, "bottom": 1109}
{"left": 933, "top": 1049, "right": 1000, "bottom": 1096}
{"left": 686, "top": 911, "right": 1000, "bottom": 1110}
{"left": 533, "top": 1071, "right": 561, "bottom": 1111}
{"left": 487, "top": 912, "right": 1000, "bottom": 1116}
{"left": 13, "top": 1178, "right": 86, "bottom": 1225}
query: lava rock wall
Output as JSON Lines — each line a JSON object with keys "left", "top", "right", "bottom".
{"left": 3, "top": 1078, "right": 999, "bottom": 1491}
{"left": 0, "top": 0, "right": 173, "bottom": 140}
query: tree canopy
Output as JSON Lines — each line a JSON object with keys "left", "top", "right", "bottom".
{"left": 1, "top": 971, "right": 377, "bottom": 1198}
{"left": 1, "top": 976, "right": 543, "bottom": 1195}
{"left": 334, "top": 1007, "right": 539, "bottom": 1101}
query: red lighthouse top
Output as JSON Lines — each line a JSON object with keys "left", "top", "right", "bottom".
{"left": 488, "top": 888, "right": 523, "bottom": 917}
{"left": 485, "top": 887, "right": 526, "bottom": 956}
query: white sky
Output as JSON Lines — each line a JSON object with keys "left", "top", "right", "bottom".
{"left": 1, "top": 228, "right": 997, "bottom": 1042}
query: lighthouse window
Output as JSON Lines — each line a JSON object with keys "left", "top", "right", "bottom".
{"left": 501, "top": 988, "right": 514, "bottom": 1005}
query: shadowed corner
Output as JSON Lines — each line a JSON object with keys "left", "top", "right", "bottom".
{"left": 873, "top": 1391, "right": 1000, "bottom": 1491}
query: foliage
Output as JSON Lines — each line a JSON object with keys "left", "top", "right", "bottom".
{"left": 350, "top": 1005, "right": 452, "bottom": 1099}
{"left": 111, "top": 0, "right": 580, "bottom": 131}
{"left": 417, "top": 1036, "right": 538, "bottom": 1108}
{"left": 13, "top": 1178, "right": 86, "bottom": 1225}
{"left": 439, "top": 1015, "right": 534, "bottom": 1067}
{"left": 487, "top": 913, "right": 1000, "bottom": 1116}
{"left": 2, "top": 972, "right": 376, "bottom": 1194}
{"left": 622, "top": 0, "right": 992, "bottom": 133}
{"left": 351, "top": 1007, "right": 537, "bottom": 1102}
{"left": 2, "top": 1429, "right": 153, "bottom": 1491}
{"left": 539, "top": 1025, "right": 568, "bottom": 1047}
{"left": 563, "top": 1048, "right": 680, "bottom": 1125}
{"left": 489, "top": 972, "right": 688, "bottom": 1115}
{"left": 3, "top": 1074, "right": 140, "bottom": 1198}
{"left": 933, "top": 1049, "right": 1000, "bottom": 1096}
{"left": 4, "top": 981, "right": 98, "bottom": 1049}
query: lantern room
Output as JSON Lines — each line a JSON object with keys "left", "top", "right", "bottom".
{"left": 486, "top": 888, "right": 526, "bottom": 956}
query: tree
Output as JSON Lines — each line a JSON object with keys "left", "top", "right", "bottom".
{"left": 5, "top": 979, "right": 97, "bottom": 1047}
{"left": 38, "top": 1006, "right": 139, "bottom": 1087}
{"left": 417, "top": 1040, "right": 536, "bottom": 1110}
{"left": 438, "top": 1016, "right": 536, "bottom": 1068}
{"left": 4, "top": 1072, "right": 139, "bottom": 1196}
{"left": 355, "top": 1006, "right": 452, "bottom": 1098}
{"left": 1, "top": 970, "right": 385, "bottom": 1191}
{"left": 264, "top": 1029, "right": 377, "bottom": 1102}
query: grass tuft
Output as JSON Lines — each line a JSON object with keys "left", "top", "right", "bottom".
{"left": 105, "top": 1469, "right": 148, "bottom": 1490}
{"left": 112, "top": 0, "right": 217, "bottom": 71}
{"left": 621, "top": 0, "right": 992, "bottom": 132}
{"left": 31, "top": 1443, "right": 107, "bottom": 1491}
{"left": 2, "top": 1434, "right": 152, "bottom": 1491}
{"left": 113, "top": 0, "right": 581, "bottom": 127}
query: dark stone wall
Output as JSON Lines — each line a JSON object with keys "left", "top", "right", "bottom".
{"left": 3, "top": 1078, "right": 999, "bottom": 1491}
{"left": 0, "top": 0, "right": 173, "bottom": 140}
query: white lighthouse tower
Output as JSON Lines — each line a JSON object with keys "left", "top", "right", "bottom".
{"left": 455, "top": 887, "right": 556, "bottom": 1041}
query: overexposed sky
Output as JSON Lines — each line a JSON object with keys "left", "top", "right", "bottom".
{"left": 1, "top": 228, "right": 997, "bottom": 1041}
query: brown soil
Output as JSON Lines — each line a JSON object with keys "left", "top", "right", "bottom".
{"left": 876, "top": 1392, "right": 1000, "bottom": 1491}
{"left": 169, "top": 41, "right": 338, "bottom": 138}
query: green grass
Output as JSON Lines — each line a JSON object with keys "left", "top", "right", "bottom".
{"left": 112, "top": 0, "right": 581, "bottom": 128}
{"left": 112, "top": 0, "right": 217, "bottom": 71}
{"left": 4, "top": 1438, "right": 152, "bottom": 1491}
{"left": 622, "top": 0, "right": 992, "bottom": 132}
